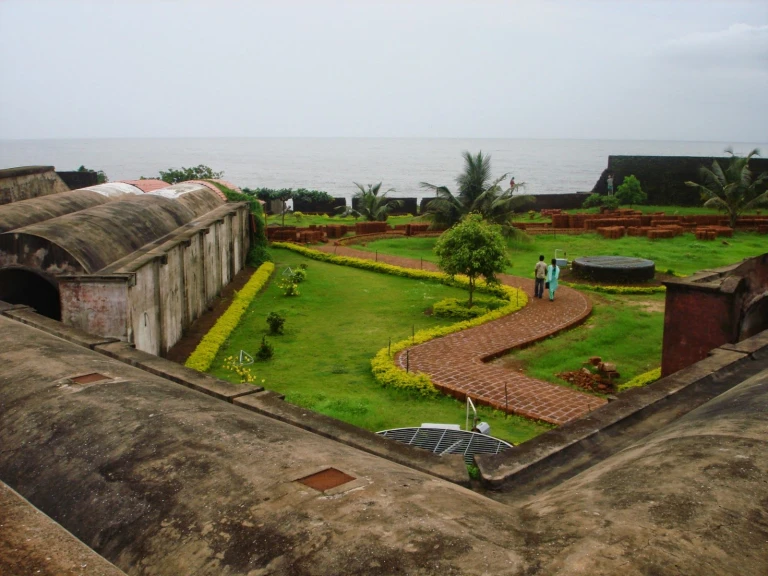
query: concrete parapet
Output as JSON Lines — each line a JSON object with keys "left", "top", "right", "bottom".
{"left": 476, "top": 339, "right": 766, "bottom": 495}
{"left": 0, "top": 481, "right": 128, "bottom": 576}
{"left": 234, "top": 391, "right": 469, "bottom": 485}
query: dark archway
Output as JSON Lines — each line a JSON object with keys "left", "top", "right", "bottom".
{"left": 739, "top": 295, "right": 768, "bottom": 341}
{"left": 0, "top": 268, "right": 61, "bottom": 320}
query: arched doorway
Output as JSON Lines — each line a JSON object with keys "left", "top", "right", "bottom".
{"left": 739, "top": 295, "right": 768, "bottom": 341}
{"left": 0, "top": 267, "right": 61, "bottom": 320}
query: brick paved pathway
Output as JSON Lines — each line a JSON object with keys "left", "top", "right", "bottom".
{"left": 315, "top": 245, "right": 606, "bottom": 425}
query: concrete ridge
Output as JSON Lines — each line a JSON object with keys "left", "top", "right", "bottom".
{"left": 314, "top": 245, "right": 605, "bottom": 424}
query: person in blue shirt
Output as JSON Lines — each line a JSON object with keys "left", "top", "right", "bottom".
{"left": 547, "top": 258, "right": 560, "bottom": 301}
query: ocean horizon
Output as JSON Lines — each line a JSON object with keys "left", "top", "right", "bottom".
{"left": 2, "top": 137, "right": 766, "bottom": 200}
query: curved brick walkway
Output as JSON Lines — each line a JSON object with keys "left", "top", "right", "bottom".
{"left": 315, "top": 245, "right": 606, "bottom": 425}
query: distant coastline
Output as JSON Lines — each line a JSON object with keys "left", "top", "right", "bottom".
{"left": 2, "top": 138, "right": 766, "bottom": 198}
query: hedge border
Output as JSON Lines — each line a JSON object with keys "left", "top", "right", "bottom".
{"left": 271, "top": 242, "right": 528, "bottom": 395}
{"left": 561, "top": 281, "right": 666, "bottom": 295}
{"left": 185, "top": 262, "right": 275, "bottom": 372}
{"left": 617, "top": 367, "right": 662, "bottom": 391}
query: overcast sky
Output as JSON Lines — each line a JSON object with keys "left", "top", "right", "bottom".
{"left": 0, "top": 0, "right": 766, "bottom": 141}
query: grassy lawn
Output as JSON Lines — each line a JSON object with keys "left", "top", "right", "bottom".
{"left": 358, "top": 232, "right": 767, "bottom": 277}
{"left": 493, "top": 291, "right": 664, "bottom": 386}
{"left": 210, "top": 248, "right": 549, "bottom": 444}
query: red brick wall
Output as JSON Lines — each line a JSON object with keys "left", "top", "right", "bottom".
{"left": 661, "top": 289, "right": 737, "bottom": 376}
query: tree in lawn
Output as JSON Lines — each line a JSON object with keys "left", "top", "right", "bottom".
{"left": 615, "top": 175, "right": 646, "bottom": 208}
{"left": 686, "top": 148, "right": 768, "bottom": 228}
{"left": 151, "top": 164, "right": 224, "bottom": 184}
{"left": 434, "top": 214, "right": 509, "bottom": 307}
{"left": 421, "top": 151, "right": 533, "bottom": 232}
{"left": 337, "top": 182, "right": 403, "bottom": 221}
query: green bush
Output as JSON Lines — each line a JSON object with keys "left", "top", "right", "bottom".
{"left": 185, "top": 262, "right": 275, "bottom": 372}
{"left": 432, "top": 295, "right": 506, "bottom": 319}
{"left": 291, "top": 268, "right": 307, "bottom": 283}
{"left": 257, "top": 336, "right": 274, "bottom": 360}
{"left": 616, "top": 174, "right": 647, "bottom": 207}
{"left": 267, "top": 311, "right": 286, "bottom": 334}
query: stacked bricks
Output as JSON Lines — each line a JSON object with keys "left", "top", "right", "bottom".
{"left": 355, "top": 222, "right": 390, "bottom": 235}
{"left": 696, "top": 226, "right": 733, "bottom": 238}
{"left": 648, "top": 228, "right": 677, "bottom": 239}
{"left": 325, "top": 225, "right": 350, "bottom": 239}
{"left": 297, "top": 230, "right": 324, "bottom": 243}
{"left": 597, "top": 226, "right": 625, "bottom": 239}
{"left": 266, "top": 226, "right": 297, "bottom": 241}
{"left": 541, "top": 209, "right": 563, "bottom": 216}
{"left": 695, "top": 229, "right": 718, "bottom": 241}
{"left": 758, "top": 225, "right": 768, "bottom": 234}
{"left": 656, "top": 224, "right": 684, "bottom": 236}
{"left": 627, "top": 226, "right": 653, "bottom": 237}
{"left": 552, "top": 214, "right": 570, "bottom": 228}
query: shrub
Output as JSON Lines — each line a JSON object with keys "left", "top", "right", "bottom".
{"left": 185, "top": 262, "right": 275, "bottom": 372}
{"left": 618, "top": 367, "right": 661, "bottom": 391}
{"left": 293, "top": 211, "right": 304, "bottom": 222}
{"left": 298, "top": 263, "right": 309, "bottom": 270}
{"left": 582, "top": 193, "right": 621, "bottom": 211}
{"left": 278, "top": 279, "right": 300, "bottom": 296}
{"left": 616, "top": 175, "right": 647, "bottom": 207}
{"left": 257, "top": 336, "right": 274, "bottom": 360}
{"left": 270, "top": 242, "right": 528, "bottom": 395}
{"left": 267, "top": 311, "right": 286, "bottom": 334}
{"left": 432, "top": 296, "right": 506, "bottom": 319}
{"left": 291, "top": 268, "right": 307, "bottom": 283}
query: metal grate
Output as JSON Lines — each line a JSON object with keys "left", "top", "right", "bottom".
{"left": 70, "top": 373, "right": 111, "bottom": 384}
{"left": 297, "top": 468, "right": 356, "bottom": 492}
{"left": 377, "top": 427, "right": 513, "bottom": 465}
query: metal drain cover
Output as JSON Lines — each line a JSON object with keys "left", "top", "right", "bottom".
{"left": 297, "top": 468, "right": 355, "bottom": 492}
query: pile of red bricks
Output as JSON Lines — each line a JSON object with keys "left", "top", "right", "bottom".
{"left": 541, "top": 209, "right": 563, "bottom": 216}
{"left": 695, "top": 229, "right": 718, "bottom": 240}
{"left": 355, "top": 222, "right": 389, "bottom": 235}
{"left": 648, "top": 228, "right": 677, "bottom": 239}
{"left": 597, "top": 226, "right": 625, "bottom": 239}
{"left": 696, "top": 225, "right": 733, "bottom": 238}
{"left": 627, "top": 226, "right": 653, "bottom": 236}
{"left": 297, "top": 230, "right": 324, "bottom": 243}
{"left": 325, "top": 225, "right": 350, "bottom": 239}
{"left": 759, "top": 225, "right": 768, "bottom": 234}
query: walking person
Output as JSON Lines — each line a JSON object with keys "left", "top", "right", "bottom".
{"left": 547, "top": 258, "right": 560, "bottom": 301}
{"left": 534, "top": 255, "right": 547, "bottom": 299}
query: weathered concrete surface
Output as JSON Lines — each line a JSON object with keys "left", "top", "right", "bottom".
{"left": 0, "top": 481, "right": 127, "bottom": 576}
{"left": 0, "top": 315, "right": 529, "bottom": 575}
{"left": 477, "top": 344, "right": 763, "bottom": 497}
{"left": 1, "top": 315, "right": 767, "bottom": 574}
{"left": 0, "top": 189, "right": 112, "bottom": 233}
{"left": 234, "top": 390, "right": 470, "bottom": 485}
{"left": 0, "top": 166, "right": 69, "bottom": 205}
{"left": 519, "top": 365, "right": 768, "bottom": 576}
{"left": 2, "top": 305, "right": 120, "bottom": 349}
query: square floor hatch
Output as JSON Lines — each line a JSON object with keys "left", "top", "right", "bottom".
{"left": 70, "top": 373, "right": 111, "bottom": 384}
{"left": 297, "top": 468, "right": 356, "bottom": 492}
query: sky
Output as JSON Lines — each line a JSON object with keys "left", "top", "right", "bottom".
{"left": 0, "top": 0, "right": 766, "bottom": 141}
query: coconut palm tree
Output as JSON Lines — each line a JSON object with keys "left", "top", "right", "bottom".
{"left": 686, "top": 148, "right": 768, "bottom": 228}
{"left": 420, "top": 151, "right": 533, "bottom": 231}
{"left": 337, "top": 182, "right": 403, "bottom": 221}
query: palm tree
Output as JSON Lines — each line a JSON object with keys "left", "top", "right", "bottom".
{"left": 686, "top": 148, "right": 768, "bottom": 228}
{"left": 420, "top": 151, "right": 533, "bottom": 231}
{"left": 337, "top": 182, "right": 403, "bottom": 221}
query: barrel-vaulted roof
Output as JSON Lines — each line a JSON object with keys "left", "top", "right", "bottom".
{"left": 0, "top": 195, "right": 199, "bottom": 274}
{"left": 0, "top": 189, "right": 111, "bottom": 234}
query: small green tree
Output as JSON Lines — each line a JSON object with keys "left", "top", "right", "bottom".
{"left": 157, "top": 164, "right": 224, "bottom": 184}
{"left": 582, "top": 193, "right": 620, "bottom": 211}
{"left": 434, "top": 214, "right": 509, "bottom": 307}
{"left": 686, "top": 148, "right": 768, "bottom": 228}
{"left": 615, "top": 175, "right": 646, "bottom": 207}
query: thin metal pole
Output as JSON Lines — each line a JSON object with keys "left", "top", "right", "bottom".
{"left": 388, "top": 337, "right": 391, "bottom": 357}
{"left": 412, "top": 324, "right": 415, "bottom": 343}
{"left": 505, "top": 383, "right": 509, "bottom": 418}
{"left": 376, "top": 250, "right": 378, "bottom": 262}
{"left": 406, "top": 350, "right": 410, "bottom": 373}
{"left": 420, "top": 257, "right": 423, "bottom": 269}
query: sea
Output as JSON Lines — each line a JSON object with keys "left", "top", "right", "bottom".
{"left": 1, "top": 138, "right": 766, "bottom": 203}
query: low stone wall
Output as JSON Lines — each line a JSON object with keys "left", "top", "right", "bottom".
{"left": 592, "top": 155, "right": 768, "bottom": 205}
{"left": 0, "top": 166, "right": 70, "bottom": 205}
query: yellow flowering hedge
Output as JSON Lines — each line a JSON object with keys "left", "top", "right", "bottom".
{"left": 185, "top": 262, "right": 275, "bottom": 372}
{"left": 617, "top": 367, "right": 662, "bottom": 391}
{"left": 562, "top": 282, "right": 666, "bottom": 295}
{"left": 272, "top": 242, "right": 527, "bottom": 395}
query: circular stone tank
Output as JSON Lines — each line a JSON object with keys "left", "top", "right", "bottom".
{"left": 572, "top": 256, "right": 655, "bottom": 283}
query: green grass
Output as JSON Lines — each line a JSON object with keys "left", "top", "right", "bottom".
{"left": 359, "top": 232, "right": 767, "bottom": 277}
{"left": 493, "top": 292, "right": 664, "bottom": 387}
{"left": 267, "top": 213, "right": 422, "bottom": 227}
{"left": 211, "top": 248, "right": 549, "bottom": 444}
{"left": 512, "top": 204, "right": 767, "bottom": 223}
